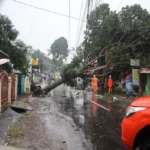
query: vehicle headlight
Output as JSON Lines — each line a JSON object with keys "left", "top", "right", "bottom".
{"left": 125, "top": 106, "right": 146, "bottom": 118}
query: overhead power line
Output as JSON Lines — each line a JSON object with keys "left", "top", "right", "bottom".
{"left": 68, "top": 0, "right": 71, "bottom": 46}
{"left": 117, "top": 0, "right": 124, "bottom": 11}
{"left": 76, "top": 0, "right": 87, "bottom": 48}
{"left": 87, "top": 0, "right": 90, "bottom": 18}
{"left": 12, "top": 0, "right": 86, "bottom": 22}
{"left": 75, "top": 0, "right": 84, "bottom": 48}
{"left": 27, "top": 8, "right": 36, "bottom": 44}
{"left": 42, "top": 59, "right": 62, "bottom": 68}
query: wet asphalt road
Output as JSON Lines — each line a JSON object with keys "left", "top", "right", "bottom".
{"left": 51, "top": 85, "right": 128, "bottom": 150}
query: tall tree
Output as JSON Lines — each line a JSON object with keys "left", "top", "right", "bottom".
{"left": 83, "top": 4, "right": 150, "bottom": 77}
{"left": 0, "top": 14, "right": 29, "bottom": 74}
{"left": 49, "top": 37, "right": 68, "bottom": 60}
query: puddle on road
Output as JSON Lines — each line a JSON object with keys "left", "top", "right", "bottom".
{"left": 52, "top": 87, "right": 128, "bottom": 150}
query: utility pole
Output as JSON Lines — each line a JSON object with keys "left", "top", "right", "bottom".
{"left": 84, "top": 0, "right": 90, "bottom": 62}
{"left": 68, "top": 0, "right": 71, "bottom": 45}
{"left": 87, "top": 0, "right": 90, "bottom": 19}
{"left": 39, "top": 58, "right": 43, "bottom": 73}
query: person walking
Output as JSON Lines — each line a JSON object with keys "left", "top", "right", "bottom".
{"left": 83, "top": 79, "right": 87, "bottom": 90}
{"left": 47, "top": 74, "right": 51, "bottom": 85}
{"left": 100, "top": 77, "right": 105, "bottom": 95}
{"left": 107, "top": 75, "right": 113, "bottom": 93}
{"left": 92, "top": 75, "right": 99, "bottom": 94}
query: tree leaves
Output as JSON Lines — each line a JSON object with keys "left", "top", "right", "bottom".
{"left": 49, "top": 37, "right": 68, "bottom": 60}
{"left": 81, "top": 3, "right": 150, "bottom": 77}
{"left": 0, "top": 14, "right": 28, "bottom": 74}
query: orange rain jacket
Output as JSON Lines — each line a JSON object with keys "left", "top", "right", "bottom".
{"left": 107, "top": 78, "right": 113, "bottom": 88}
{"left": 92, "top": 77, "right": 99, "bottom": 86}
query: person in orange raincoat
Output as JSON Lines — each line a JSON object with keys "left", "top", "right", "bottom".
{"left": 92, "top": 75, "right": 99, "bottom": 93}
{"left": 107, "top": 75, "right": 113, "bottom": 93}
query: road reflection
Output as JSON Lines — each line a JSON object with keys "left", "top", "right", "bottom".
{"left": 92, "top": 94, "right": 98, "bottom": 116}
{"left": 53, "top": 87, "right": 128, "bottom": 150}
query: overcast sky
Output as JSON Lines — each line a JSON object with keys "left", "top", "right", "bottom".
{"left": 0, "top": 0, "right": 150, "bottom": 55}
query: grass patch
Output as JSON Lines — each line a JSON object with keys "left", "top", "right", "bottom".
{"left": 8, "top": 127, "right": 24, "bottom": 138}
{"left": 8, "top": 142, "right": 22, "bottom": 148}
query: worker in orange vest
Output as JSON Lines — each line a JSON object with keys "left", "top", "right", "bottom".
{"left": 107, "top": 75, "right": 113, "bottom": 93}
{"left": 92, "top": 75, "right": 99, "bottom": 94}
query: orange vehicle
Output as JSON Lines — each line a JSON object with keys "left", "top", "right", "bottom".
{"left": 122, "top": 96, "right": 150, "bottom": 150}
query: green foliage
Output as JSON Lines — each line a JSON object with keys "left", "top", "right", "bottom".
{"left": 61, "top": 56, "right": 84, "bottom": 80}
{"left": 49, "top": 37, "right": 68, "bottom": 60}
{"left": 0, "top": 14, "right": 18, "bottom": 42}
{"left": 0, "top": 14, "right": 29, "bottom": 74}
{"left": 81, "top": 3, "right": 150, "bottom": 77}
{"left": 47, "top": 37, "right": 69, "bottom": 72}
{"left": 119, "top": 5, "right": 149, "bottom": 31}
{"left": 8, "top": 127, "right": 24, "bottom": 137}
{"left": 84, "top": 4, "right": 120, "bottom": 60}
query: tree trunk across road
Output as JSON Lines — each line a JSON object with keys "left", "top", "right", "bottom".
{"left": 43, "top": 78, "right": 66, "bottom": 94}
{"left": 42, "top": 72, "right": 83, "bottom": 95}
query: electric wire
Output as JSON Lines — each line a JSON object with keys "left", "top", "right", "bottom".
{"left": 68, "top": 0, "right": 71, "bottom": 46}
{"left": 76, "top": 0, "right": 87, "bottom": 48}
{"left": 11, "top": 0, "right": 86, "bottom": 22}
{"left": 76, "top": 0, "right": 94, "bottom": 48}
{"left": 116, "top": 0, "right": 124, "bottom": 11}
{"left": 43, "top": 60, "right": 62, "bottom": 68}
{"left": 89, "top": 0, "right": 93, "bottom": 13}
{"left": 27, "top": 8, "right": 36, "bottom": 44}
{"left": 75, "top": 0, "right": 84, "bottom": 49}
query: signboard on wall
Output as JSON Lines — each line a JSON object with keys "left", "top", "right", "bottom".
{"left": 32, "top": 58, "right": 38, "bottom": 66}
{"left": 130, "top": 59, "right": 140, "bottom": 66}
{"left": 132, "top": 69, "right": 140, "bottom": 86}
{"left": 32, "top": 58, "right": 39, "bottom": 69}
{"left": 140, "top": 68, "right": 150, "bottom": 73}
{"left": 126, "top": 79, "right": 133, "bottom": 95}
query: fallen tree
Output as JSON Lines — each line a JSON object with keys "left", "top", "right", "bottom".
{"left": 37, "top": 4, "right": 150, "bottom": 95}
{"left": 37, "top": 32, "right": 141, "bottom": 95}
{"left": 40, "top": 35, "right": 144, "bottom": 95}
{"left": 43, "top": 78, "right": 65, "bottom": 94}
{"left": 39, "top": 56, "right": 85, "bottom": 95}
{"left": 39, "top": 40, "right": 137, "bottom": 95}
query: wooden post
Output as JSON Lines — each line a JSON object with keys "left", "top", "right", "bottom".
{"left": 0, "top": 80, "right": 2, "bottom": 112}
{"left": 15, "top": 74, "right": 18, "bottom": 101}
{"left": 8, "top": 77, "right": 12, "bottom": 104}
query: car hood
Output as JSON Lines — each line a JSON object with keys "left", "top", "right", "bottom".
{"left": 131, "top": 96, "right": 150, "bottom": 107}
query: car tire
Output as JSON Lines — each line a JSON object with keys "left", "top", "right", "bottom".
{"left": 135, "top": 139, "right": 150, "bottom": 150}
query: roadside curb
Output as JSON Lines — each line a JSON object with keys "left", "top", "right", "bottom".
{"left": 0, "top": 145, "right": 28, "bottom": 150}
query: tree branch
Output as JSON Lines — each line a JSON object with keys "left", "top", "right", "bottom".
{"left": 87, "top": 33, "right": 133, "bottom": 66}
{"left": 87, "top": 39, "right": 139, "bottom": 72}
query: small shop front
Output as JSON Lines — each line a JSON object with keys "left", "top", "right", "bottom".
{"left": 140, "top": 68, "right": 150, "bottom": 95}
